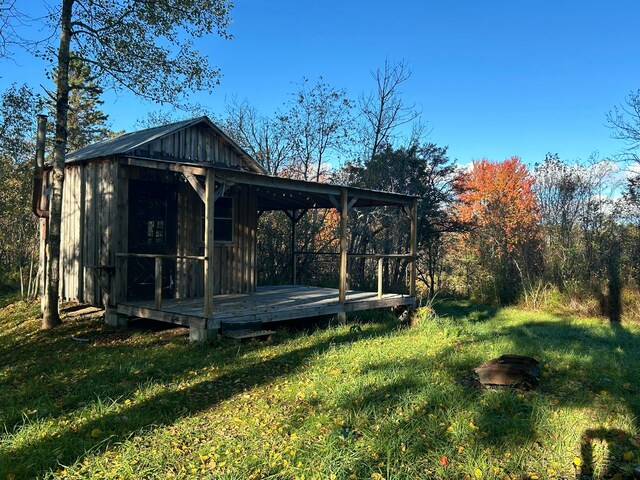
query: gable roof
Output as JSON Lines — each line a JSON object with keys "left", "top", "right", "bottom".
{"left": 65, "top": 115, "right": 266, "bottom": 174}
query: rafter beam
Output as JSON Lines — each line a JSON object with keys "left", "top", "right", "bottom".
{"left": 183, "top": 172, "right": 206, "bottom": 203}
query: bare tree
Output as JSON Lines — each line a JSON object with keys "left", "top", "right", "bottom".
{"left": 279, "top": 77, "right": 353, "bottom": 181}
{"left": 359, "top": 59, "right": 421, "bottom": 161}
{"left": 224, "top": 97, "right": 291, "bottom": 176}
{"left": 0, "top": 0, "right": 23, "bottom": 60}
{"left": 608, "top": 90, "right": 640, "bottom": 163}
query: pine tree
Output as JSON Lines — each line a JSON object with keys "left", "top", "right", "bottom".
{"left": 49, "top": 57, "right": 111, "bottom": 152}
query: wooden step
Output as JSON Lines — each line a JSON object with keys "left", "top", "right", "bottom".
{"left": 223, "top": 329, "right": 276, "bottom": 340}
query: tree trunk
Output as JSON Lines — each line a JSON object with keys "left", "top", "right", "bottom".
{"left": 42, "top": 0, "right": 73, "bottom": 329}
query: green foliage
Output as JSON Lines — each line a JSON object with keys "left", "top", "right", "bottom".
{"left": 345, "top": 143, "right": 457, "bottom": 294}
{"left": 2, "top": 301, "right": 640, "bottom": 478}
{"left": 0, "top": 84, "right": 40, "bottom": 290}
{"left": 42, "top": 0, "right": 234, "bottom": 106}
{"left": 256, "top": 211, "right": 291, "bottom": 285}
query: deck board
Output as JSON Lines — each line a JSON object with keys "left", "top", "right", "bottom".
{"left": 118, "top": 285, "right": 414, "bottom": 329}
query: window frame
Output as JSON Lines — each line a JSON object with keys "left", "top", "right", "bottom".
{"left": 212, "top": 195, "right": 234, "bottom": 245}
{"left": 200, "top": 194, "right": 235, "bottom": 246}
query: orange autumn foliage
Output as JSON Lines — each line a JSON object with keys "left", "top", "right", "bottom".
{"left": 454, "top": 156, "right": 540, "bottom": 257}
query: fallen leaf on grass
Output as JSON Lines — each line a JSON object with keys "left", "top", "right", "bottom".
{"left": 440, "top": 455, "right": 450, "bottom": 466}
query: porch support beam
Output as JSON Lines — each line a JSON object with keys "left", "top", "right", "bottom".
{"left": 122, "top": 156, "right": 207, "bottom": 176}
{"left": 204, "top": 169, "right": 216, "bottom": 318}
{"left": 291, "top": 209, "right": 297, "bottom": 285}
{"left": 378, "top": 257, "right": 383, "bottom": 298}
{"left": 409, "top": 198, "right": 418, "bottom": 297}
{"left": 154, "top": 257, "right": 163, "bottom": 310}
{"left": 182, "top": 171, "right": 206, "bottom": 203}
{"left": 339, "top": 188, "right": 348, "bottom": 305}
{"left": 335, "top": 189, "right": 349, "bottom": 324}
{"left": 327, "top": 194, "right": 340, "bottom": 211}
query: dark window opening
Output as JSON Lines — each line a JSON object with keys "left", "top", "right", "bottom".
{"left": 214, "top": 196, "right": 233, "bottom": 242}
{"left": 127, "top": 180, "right": 177, "bottom": 301}
{"left": 201, "top": 196, "right": 234, "bottom": 243}
{"left": 134, "top": 194, "right": 168, "bottom": 246}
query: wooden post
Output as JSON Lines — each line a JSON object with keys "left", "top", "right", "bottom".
{"left": 346, "top": 256, "right": 350, "bottom": 291}
{"left": 204, "top": 169, "right": 215, "bottom": 318}
{"left": 113, "top": 166, "right": 128, "bottom": 305}
{"left": 339, "top": 189, "right": 348, "bottom": 304}
{"left": 377, "top": 256, "right": 383, "bottom": 299}
{"left": 154, "top": 257, "right": 163, "bottom": 310}
{"left": 409, "top": 198, "right": 418, "bottom": 297}
{"left": 291, "top": 209, "right": 297, "bottom": 285}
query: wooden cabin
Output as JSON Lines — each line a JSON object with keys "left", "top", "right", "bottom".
{"left": 40, "top": 116, "right": 417, "bottom": 341}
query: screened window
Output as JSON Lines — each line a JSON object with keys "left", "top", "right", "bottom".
{"left": 201, "top": 196, "right": 234, "bottom": 243}
{"left": 135, "top": 195, "right": 168, "bottom": 246}
{"left": 214, "top": 197, "right": 233, "bottom": 242}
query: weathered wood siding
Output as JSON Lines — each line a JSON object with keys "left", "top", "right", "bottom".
{"left": 176, "top": 180, "right": 203, "bottom": 297}
{"left": 60, "top": 160, "right": 117, "bottom": 306}
{"left": 131, "top": 124, "right": 246, "bottom": 167}
{"left": 60, "top": 157, "right": 257, "bottom": 307}
{"left": 59, "top": 164, "right": 83, "bottom": 301}
{"left": 175, "top": 183, "right": 257, "bottom": 297}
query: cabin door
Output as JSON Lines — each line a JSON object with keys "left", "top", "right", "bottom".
{"left": 127, "top": 180, "right": 177, "bottom": 301}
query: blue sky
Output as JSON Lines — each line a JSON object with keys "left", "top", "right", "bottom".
{"left": 3, "top": 0, "right": 640, "bottom": 167}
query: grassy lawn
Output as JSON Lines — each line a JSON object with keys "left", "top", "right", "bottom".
{"left": 1, "top": 299, "right": 640, "bottom": 479}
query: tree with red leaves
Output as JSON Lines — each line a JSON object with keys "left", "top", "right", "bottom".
{"left": 454, "top": 157, "right": 542, "bottom": 303}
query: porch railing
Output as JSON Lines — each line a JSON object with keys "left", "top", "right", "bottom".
{"left": 114, "top": 250, "right": 415, "bottom": 315}
{"left": 293, "top": 251, "right": 416, "bottom": 299}
{"left": 115, "top": 253, "right": 206, "bottom": 310}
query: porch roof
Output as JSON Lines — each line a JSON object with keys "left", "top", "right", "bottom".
{"left": 122, "top": 156, "right": 417, "bottom": 211}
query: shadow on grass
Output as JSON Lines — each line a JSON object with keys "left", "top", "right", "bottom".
{"left": 433, "top": 299, "right": 499, "bottom": 324}
{"left": 0, "top": 312, "right": 397, "bottom": 478}
{"left": 329, "top": 301, "right": 640, "bottom": 478}
{"left": 4, "top": 299, "right": 640, "bottom": 478}
{"left": 491, "top": 317, "right": 640, "bottom": 478}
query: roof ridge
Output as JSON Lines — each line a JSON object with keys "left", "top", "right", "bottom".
{"left": 63, "top": 115, "right": 265, "bottom": 174}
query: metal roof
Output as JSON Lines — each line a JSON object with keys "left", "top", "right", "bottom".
{"left": 65, "top": 116, "right": 266, "bottom": 174}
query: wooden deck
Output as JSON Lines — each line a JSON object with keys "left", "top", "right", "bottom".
{"left": 117, "top": 285, "right": 414, "bottom": 331}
